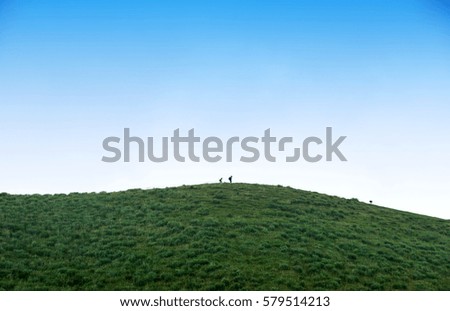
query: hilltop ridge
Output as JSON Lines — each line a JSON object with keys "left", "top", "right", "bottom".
{"left": 0, "top": 183, "right": 448, "bottom": 290}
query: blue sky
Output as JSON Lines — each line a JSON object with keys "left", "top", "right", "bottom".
{"left": 1, "top": 0, "right": 449, "bottom": 218}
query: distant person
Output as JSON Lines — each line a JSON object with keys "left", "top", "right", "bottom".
{"left": 219, "top": 178, "right": 223, "bottom": 183}
{"left": 228, "top": 176, "right": 233, "bottom": 183}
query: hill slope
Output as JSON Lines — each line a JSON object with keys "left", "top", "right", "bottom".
{"left": 0, "top": 183, "right": 449, "bottom": 290}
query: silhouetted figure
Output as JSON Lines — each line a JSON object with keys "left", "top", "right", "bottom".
{"left": 219, "top": 178, "right": 223, "bottom": 183}
{"left": 228, "top": 176, "right": 233, "bottom": 183}
{"left": 369, "top": 200, "right": 373, "bottom": 204}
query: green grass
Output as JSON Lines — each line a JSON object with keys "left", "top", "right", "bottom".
{"left": 0, "top": 183, "right": 449, "bottom": 290}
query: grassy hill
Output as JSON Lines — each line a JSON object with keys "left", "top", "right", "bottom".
{"left": 0, "top": 183, "right": 449, "bottom": 290}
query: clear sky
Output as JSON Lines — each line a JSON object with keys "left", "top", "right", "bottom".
{"left": 1, "top": 0, "right": 449, "bottom": 219}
